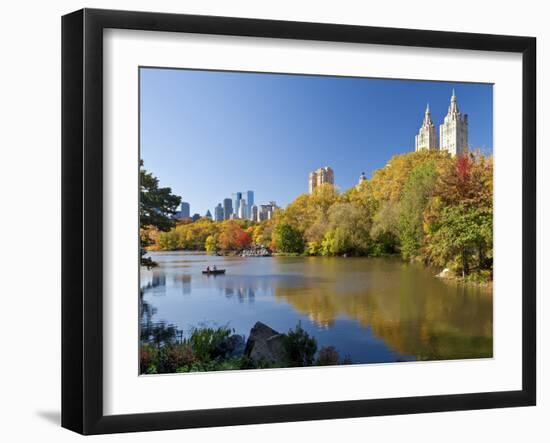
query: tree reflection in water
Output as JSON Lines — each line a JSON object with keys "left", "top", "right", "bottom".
{"left": 140, "top": 253, "right": 493, "bottom": 364}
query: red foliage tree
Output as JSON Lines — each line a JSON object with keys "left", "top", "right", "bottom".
{"left": 235, "top": 230, "right": 252, "bottom": 249}
{"left": 456, "top": 155, "right": 471, "bottom": 187}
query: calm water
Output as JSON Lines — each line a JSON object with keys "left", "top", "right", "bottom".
{"left": 141, "top": 252, "right": 493, "bottom": 364}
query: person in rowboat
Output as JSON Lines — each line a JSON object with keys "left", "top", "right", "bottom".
{"left": 206, "top": 266, "right": 210, "bottom": 272}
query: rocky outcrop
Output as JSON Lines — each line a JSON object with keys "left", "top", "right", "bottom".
{"left": 241, "top": 245, "right": 272, "bottom": 257}
{"left": 244, "top": 321, "right": 286, "bottom": 365}
{"left": 436, "top": 268, "right": 453, "bottom": 279}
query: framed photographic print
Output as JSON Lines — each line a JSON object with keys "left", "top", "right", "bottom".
{"left": 61, "top": 8, "right": 536, "bottom": 435}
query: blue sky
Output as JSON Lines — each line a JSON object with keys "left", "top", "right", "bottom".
{"left": 140, "top": 68, "right": 493, "bottom": 216}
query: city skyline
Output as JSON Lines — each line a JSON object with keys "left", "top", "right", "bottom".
{"left": 140, "top": 68, "right": 493, "bottom": 215}
{"left": 175, "top": 189, "right": 277, "bottom": 223}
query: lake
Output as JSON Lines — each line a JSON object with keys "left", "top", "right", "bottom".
{"left": 140, "top": 252, "right": 493, "bottom": 364}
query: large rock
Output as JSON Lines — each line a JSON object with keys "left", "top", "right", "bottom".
{"left": 436, "top": 268, "right": 453, "bottom": 279}
{"left": 245, "top": 322, "right": 287, "bottom": 365}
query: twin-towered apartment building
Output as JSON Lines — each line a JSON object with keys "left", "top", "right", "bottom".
{"left": 415, "top": 90, "right": 469, "bottom": 156}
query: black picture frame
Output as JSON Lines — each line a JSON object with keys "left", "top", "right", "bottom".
{"left": 62, "top": 8, "right": 536, "bottom": 435}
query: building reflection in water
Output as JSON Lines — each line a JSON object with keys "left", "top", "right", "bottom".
{"left": 140, "top": 270, "right": 167, "bottom": 299}
{"left": 221, "top": 286, "right": 256, "bottom": 303}
{"left": 141, "top": 269, "right": 193, "bottom": 295}
{"left": 174, "top": 274, "right": 191, "bottom": 294}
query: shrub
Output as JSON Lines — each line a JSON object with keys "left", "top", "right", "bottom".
{"left": 141, "top": 321, "right": 179, "bottom": 349}
{"left": 306, "top": 241, "right": 322, "bottom": 256}
{"left": 140, "top": 343, "right": 157, "bottom": 374}
{"left": 185, "top": 325, "right": 232, "bottom": 361}
{"left": 283, "top": 322, "right": 317, "bottom": 367}
{"left": 341, "top": 354, "right": 353, "bottom": 365}
{"left": 164, "top": 344, "right": 195, "bottom": 372}
{"left": 317, "top": 346, "right": 340, "bottom": 366}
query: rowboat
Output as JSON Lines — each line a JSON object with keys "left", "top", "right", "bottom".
{"left": 202, "top": 269, "right": 226, "bottom": 275}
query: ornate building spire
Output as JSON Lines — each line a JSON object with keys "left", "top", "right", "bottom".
{"left": 440, "top": 90, "right": 468, "bottom": 156}
{"left": 423, "top": 103, "right": 433, "bottom": 125}
{"left": 356, "top": 171, "right": 367, "bottom": 188}
{"left": 448, "top": 89, "right": 459, "bottom": 115}
{"left": 415, "top": 103, "right": 438, "bottom": 151}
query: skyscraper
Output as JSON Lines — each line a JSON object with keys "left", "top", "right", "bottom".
{"left": 309, "top": 166, "right": 334, "bottom": 193}
{"left": 179, "top": 202, "right": 190, "bottom": 219}
{"left": 440, "top": 90, "right": 469, "bottom": 156}
{"left": 214, "top": 203, "right": 224, "bottom": 222}
{"left": 223, "top": 198, "right": 233, "bottom": 220}
{"left": 205, "top": 210, "right": 212, "bottom": 220}
{"left": 251, "top": 204, "right": 258, "bottom": 222}
{"left": 259, "top": 202, "right": 278, "bottom": 221}
{"left": 415, "top": 104, "right": 439, "bottom": 151}
{"left": 233, "top": 192, "right": 242, "bottom": 218}
{"left": 246, "top": 190, "right": 254, "bottom": 219}
{"left": 238, "top": 198, "right": 247, "bottom": 219}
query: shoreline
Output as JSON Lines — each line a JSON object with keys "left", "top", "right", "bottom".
{"left": 144, "top": 254, "right": 493, "bottom": 284}
{"left": 144, "top": 250, "right": 494, "bottom": 284}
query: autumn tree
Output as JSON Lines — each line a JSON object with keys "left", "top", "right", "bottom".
{"left": 424, "top": 153, "right": 493, "bottom": 277}
{"left": 205, "top": 234, "right": 219, "bottom": 253}
{"left": 323, "top": 203, "right": 372, "bottom": 255}
{"left": 216, "top": 221, "right": 250, "bottom": 252}
{"left": 425, "top": 204, "right": 492, "bottom": 277}
{"left": 235, "top": 229, "right": 252, "bottom": 250}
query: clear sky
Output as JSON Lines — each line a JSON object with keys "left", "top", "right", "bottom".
{"left": 140, "top": 67, "right": 493, "bottom": 216}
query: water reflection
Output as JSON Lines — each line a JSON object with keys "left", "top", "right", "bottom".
{"left": 223, "top": 286, "right": 256, "bottom": 303}
{"left": 140, "top": 252, "right": 492, "bottom": 364}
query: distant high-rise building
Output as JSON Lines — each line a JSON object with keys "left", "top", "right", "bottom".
{"left": 191, "top": 213, "right": 200, "bottom": 222}
{"left": 233, "top": 192, "right": 242, "bottom": 218}
{"left": 223, "top": 198, "right": 233, "bottom": 220}
{"left": 214, "top": 203, "right": 224, "bottom": 222}
{"left": 308, "top": 166, "right": 334, "bottom": 193}
{"left": 250, "top": 204, "right": 258, "bottom": 222}
{"left": 259, "top": 202, "right": 278, "bottom": 221}
{"left": 238, "top": 198, "right": 247, "bottom": 219}
{"left": 415, "top": 104, "right": 439, "bottom": 151}
{"left": 176, "top": 201, "right": 190, "bottom": 219}
{"left": 246, "top": 191, "right": 254, "bottom": 219}
{"left": 440, "top": 90, "right": 468, "bottom": 156}
{"left": 205, "top": 210, "right": 212, "bottom": 220}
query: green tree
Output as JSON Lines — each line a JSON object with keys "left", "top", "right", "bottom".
{"left": 426, "top": 204, "right": 492, "bottom": 277}
{"left": 370, "top": 201, "right": 400, "bottom": 254}
{"left": 140, "top": 160, "right": 181, "bottom": 267}
{"left": 325, "top": 202, "right": 372, "bottom": 255}
{"left": 397, "top": 162, "right": 437, "bottom": 260}
{"left": 275, "top": 223, "right": 305, "bottom": 253}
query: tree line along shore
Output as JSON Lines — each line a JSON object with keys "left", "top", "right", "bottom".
{"left": 141, "top": 150, "right": 493, "bottom": 282}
